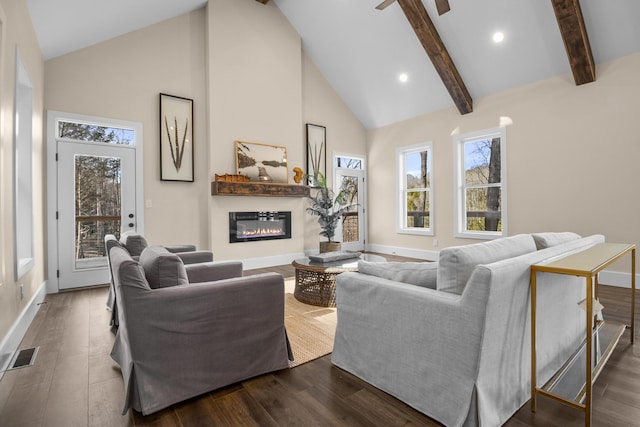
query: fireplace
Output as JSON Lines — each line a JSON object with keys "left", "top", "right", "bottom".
{"left": 229, "top": 211, "right": 291, "bottom": 243}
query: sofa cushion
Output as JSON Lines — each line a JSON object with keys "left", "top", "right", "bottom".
{"left": 120, "top": 231, "right": 148, "bottom": 257}
{"left": 139, "top": 245, "right": 188, "bottom": 289}
{"left": 436, "top": 234, "right": 537, "bottom": 295}
{"left": 358, "top": 261, "right": 438, "bottom": 288}
{"left": 532, "top": 232, "right": 581, "bottom": 250}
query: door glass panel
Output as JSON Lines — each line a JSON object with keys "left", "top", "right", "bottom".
{"left": 340, "top": 174, "right": 359, "bottom": 243}
{"left": 74, "top": 154, "right": 122, "bottom": 269}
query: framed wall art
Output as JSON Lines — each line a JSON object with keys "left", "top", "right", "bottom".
{"left": 160, "top": 93, "right": 194, "bottom": 182}
{"left": 235, "top": 140, "right": 289, "bottom": 183}
{"left": 306, "top": 123, "right": 326, "bottom": 186}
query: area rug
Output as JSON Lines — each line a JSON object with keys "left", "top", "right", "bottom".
{"left": 284, "top": 278, "right": 337, "bottom": 367}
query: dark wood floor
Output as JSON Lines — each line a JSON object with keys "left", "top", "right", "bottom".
{"left": 0, "top": 254, "right": 639, "bottom": 426}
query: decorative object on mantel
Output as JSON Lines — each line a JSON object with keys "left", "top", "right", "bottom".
{"left": 235, "top": 140, "right": 288, "bottom": 183}
{"left": 306, "top": 172, "right": 354, "bottom": 253}
{"left": 211, "top": 181, "right": 310, "bottom": 197}
{"left": 293, "top": 167, "right": 304, "bottom": 183}
{"left": 160, "top": 93, "right": 194, "bottom": 182}
{"left": 306, "top": 124, "right": 326, "bottom": 187}
{"left": 214, "top": 173, "right": 250, "bottom": 182}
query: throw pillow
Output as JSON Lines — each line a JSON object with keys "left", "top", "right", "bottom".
{"left": 358, "top": 261, "right": 438, "bottom": 289}
{"left": 139, "top": 245, "right": 188, "bottom": 289}
{"left": 532, "top": 232, "right": 581, "bottom": 250}
{"left": 119, "top": 231, "right": 148, "bottom": 257}
{"left": 436, "top": 234, "right": 537, "bottom": 295}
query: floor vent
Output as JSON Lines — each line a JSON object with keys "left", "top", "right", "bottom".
{"left": 8, "top": 347, "right": 39, "bottom": 370}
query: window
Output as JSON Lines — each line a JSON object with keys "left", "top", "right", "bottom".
{"left": 334, "top": 154, "right": 362, "bottom": 170}
{"left": 57, "top": 120, "right": 134, "bottom": 145}
{"left": 454, "top": 127, "right": 506, "bottom": 239}
{"left": 397, "top": 142, "right": 432, "bottom": 235}
{"left": 14, "top": 50, "right": 34, "bottom": 280}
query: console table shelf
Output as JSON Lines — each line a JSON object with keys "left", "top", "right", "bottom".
{"left": 530, "top": 242, "right": 636, "bottom": 427}
{"left": 211, "top": 181, "right": 310, "bottom": 197}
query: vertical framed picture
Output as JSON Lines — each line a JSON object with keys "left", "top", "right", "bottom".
{"left": 306, "top": 123, "right": 326, "bottom": 186}
{"left": 160, "top": 93, "right": 194, "bottom": 182}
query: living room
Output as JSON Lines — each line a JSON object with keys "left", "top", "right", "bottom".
{"left": 0, "top": 0, "right": 639, "bottom": 425}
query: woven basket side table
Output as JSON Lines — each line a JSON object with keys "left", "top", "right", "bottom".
{"left": 292, "top": 254, "right": 386, "bottom": 307}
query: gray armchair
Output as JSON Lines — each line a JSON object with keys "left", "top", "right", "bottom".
{"left": 105, "top": 233, "right": 214, "bottom": 330}
{"left": 109, "top": 245, "right": 292, "bottom": 415}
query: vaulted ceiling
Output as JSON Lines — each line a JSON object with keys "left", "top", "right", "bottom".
{"left": 28, "top": 0, "right": 640, "bottom": 129}
{"left": 271, "top": 0, "right": 640, "bottom": 128}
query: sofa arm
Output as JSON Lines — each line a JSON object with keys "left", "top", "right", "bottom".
{"left": 184, "top": 261, "right": 243, "bottom": 283}
{"left": 176, "top": 250, "right": 214, "bottom": 264}
{"left": 165, "top": 244, "right": 197, "bottom": 253}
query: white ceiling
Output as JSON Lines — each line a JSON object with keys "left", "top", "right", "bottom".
{"left": 27, "top": 0, "right": 208, "bottom": 60}
{"left": 27, "top": 0, "right": 640, "bottom": 130}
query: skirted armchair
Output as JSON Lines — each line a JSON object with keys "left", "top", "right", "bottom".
{"left": 109, "top": 245, "right": 292, "bottom": 415}
{"left": 105, "top": 232, "right": 214, "bottom": 330}
{"left": 332, "top": 233, "right": 604, "bottom": 426}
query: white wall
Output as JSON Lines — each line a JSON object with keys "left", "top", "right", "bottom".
{"left": 44, "top": 0, "right": 368, "bottom": 268}
{"left": 207, "top": 0, "right": 367, "bottom": 262}
{"left": 0, "top": 0, "right": 45, "bottom": 368}
{"left": 44, "top": 10, "right": 209, "bottom": 249}
{"left": 302, "top": 52, "right": 367, "bottom": 251}
{"left": 367, "top": 52, "right": 640, "bottom": 275}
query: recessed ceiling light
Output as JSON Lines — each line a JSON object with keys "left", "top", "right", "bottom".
{"left": 492, "top": 31, "right": 505, "bottom": 43}
{"left": 398, "top": 73, "right": 409, "bottom": 83}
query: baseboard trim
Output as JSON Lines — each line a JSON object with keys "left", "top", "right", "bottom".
{"left": 241, "top": 252, "right": 307, "bottom": 271}
{"left": 365, "top": 244, "right": 438, "bottom": 261}
{"left": 599, "top": 271, "right": 638, "bottom": 289}
{"left": 0, "top": 281, "right": 47, "bottom": 380}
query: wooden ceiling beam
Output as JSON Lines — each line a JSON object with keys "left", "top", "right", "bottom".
{"left": 550, "top": 0, "right": 595, "bottom": 85}
{"left": 397, "top": 0, "right": 472, "bottom": 114}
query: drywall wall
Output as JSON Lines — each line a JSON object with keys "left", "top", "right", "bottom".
{"left": 207, "top": 0, "right": 305, "bottom": 262}
{"left": 367, "top": 52, "right": 640, "bottom": 274}
{"left": 0, "top": 0, "right": 45, "bottom": 361}
{"left": 44, "top": 9, "right": 209, "bottom": 250}
{"left": 301, "top": 52, "right": 367, "bottom": 251}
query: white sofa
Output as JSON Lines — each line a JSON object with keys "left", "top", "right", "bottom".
{"left": 332, "top": 233, "right": 604, "bottom": 427}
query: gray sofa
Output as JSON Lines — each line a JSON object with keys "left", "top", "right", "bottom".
{"left": 332, "top": 233, "right": 604, "bottom": 427}
{"left": 109, "top": 245, "right": 292, "bottom": 415}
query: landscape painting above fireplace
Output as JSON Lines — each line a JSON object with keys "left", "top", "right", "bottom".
{"left": 235, "top": 141, "right": 288, "bottom": 183}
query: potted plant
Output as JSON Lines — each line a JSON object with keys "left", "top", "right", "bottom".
{"left": 306, "top": 172, "right": 353, "bottom": 253}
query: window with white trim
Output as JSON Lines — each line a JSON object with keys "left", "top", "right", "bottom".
{"left": 397, "top": 142, "right": 433, "bottom": 235}
{"left": 454, "top": 127, "right": 506, "bottom": 239}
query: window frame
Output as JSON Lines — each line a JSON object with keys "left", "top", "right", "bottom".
{"left": 396, "top": 141, "right": 433, "bottom": 236}
{"left": 453, "top": 127, "right": 507, "bottom": 240}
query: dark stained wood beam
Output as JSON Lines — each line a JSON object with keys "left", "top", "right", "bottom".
{"left": 550, "top": 0, "right": 595, "bottom": 85}
{"left": 397, "top": 0, "right": 472, "bottom": 114}
{"left": 256, "top": 0, "right": 270, "bottom": 4}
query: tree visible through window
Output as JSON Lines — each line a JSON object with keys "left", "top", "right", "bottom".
{"left": 454, "top": 128, "right": 506, "bottom": 238}
{"left": 397, "top": 142, "right": 432, "bottom": 235}
{"left": 59, "top": 121, "right": 134, "bottom": 145}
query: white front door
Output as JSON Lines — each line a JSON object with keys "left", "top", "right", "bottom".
{"left": 335, "top": 167, "right": 366, "bottom": 252}
{"left": 57, "top": 140, "right": 137, "bottom": 289}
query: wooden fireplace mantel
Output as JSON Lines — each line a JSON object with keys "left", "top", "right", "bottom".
{"left": 211, "top": 181, "right": 310, "bottom": 197}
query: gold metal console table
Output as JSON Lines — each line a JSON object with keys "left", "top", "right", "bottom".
{"left": 530, "top": 243, "right": 635, "bottom": 426}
